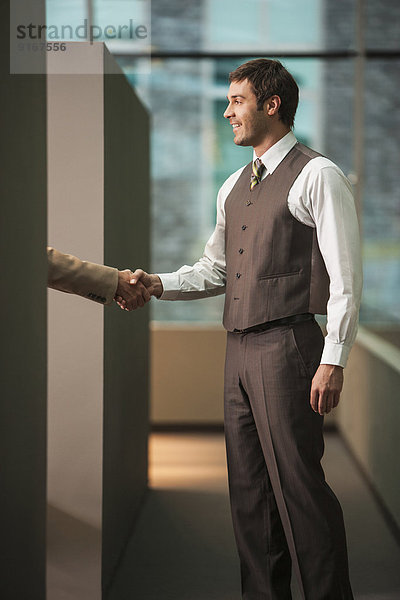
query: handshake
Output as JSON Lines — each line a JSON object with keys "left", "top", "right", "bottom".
{"left": 114, "top": 269, "right": 164, "bottom": 311}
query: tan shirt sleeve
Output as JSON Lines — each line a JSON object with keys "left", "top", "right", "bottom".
{"left": 47, "top": 247, "right": 118, "bottom": 305}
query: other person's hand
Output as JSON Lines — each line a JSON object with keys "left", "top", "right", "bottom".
{"left": 114, "top": 269, "right": 151, "bottom": 311}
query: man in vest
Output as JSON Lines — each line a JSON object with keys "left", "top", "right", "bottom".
{"left": 126, "top": 59, "right": 362, "bottom": 599}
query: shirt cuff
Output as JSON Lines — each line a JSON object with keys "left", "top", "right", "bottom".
{"left": 320, "top": 340, "right": 350, "bottom": 368}
{"left": 158, "top": 273, "right": 182, "bottom": 301}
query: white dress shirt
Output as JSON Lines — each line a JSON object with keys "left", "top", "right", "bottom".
{"left": 159, "top": 131, "right": 363, "bottom": 368}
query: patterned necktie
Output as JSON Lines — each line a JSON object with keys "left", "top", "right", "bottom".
{"left": 250, "top": 157, "right": 265, "bottom": 191}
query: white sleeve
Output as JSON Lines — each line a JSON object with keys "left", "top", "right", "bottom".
{"left": 302, "top": 163, "right": 363, "bottom": 367}
{"left": 158, "top": 170, "right": 243, "bottom": 301}
{"left": 158, "top": 219, "right": 227, "bottom": 300}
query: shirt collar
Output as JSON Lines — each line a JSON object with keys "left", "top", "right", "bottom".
{"left": 253, "top": 131, "right": 297, "bottom": 174}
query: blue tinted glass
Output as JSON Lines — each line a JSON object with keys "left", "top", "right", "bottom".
{"left": 93, "top": 0, "right": 150, "bottom": 52}
{"left": 147, "top": 0, "right": 356, "bottom": 52}
{"left": 46, "top": 0, "right": 87, "bottom": 40}
{"left": 206, "top": 0, "right": 322, "bottom": 51}
{"left": 365, "top": 0, "right": 400, "bottom": 50}
{"left": 361, "top": 59, "right": 400, "bottom": 324}
{"left": 46, "top": 0, "right": 149, "bottom": 48}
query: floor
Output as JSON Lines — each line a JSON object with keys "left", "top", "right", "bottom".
{"left": 108, "top": 431, "right": 400, "bottom": 600}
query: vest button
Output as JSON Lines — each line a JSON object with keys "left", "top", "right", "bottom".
{"left": 242, "top": 225, "right": 247, "bottom": 230}
{"left": 236, "top": 273, "right": 241, "bottom": 278}
{"left": 238, "top": 248, "right": 244, "bottom": 254}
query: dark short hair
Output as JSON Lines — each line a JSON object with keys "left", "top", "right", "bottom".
{"left": 229, "top": 58, "right": 299, "bottom": 128}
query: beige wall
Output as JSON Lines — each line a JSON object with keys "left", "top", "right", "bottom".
{"left": 46, "top": 44, "right": 150, "bottom": 599}
{"left": 47, "top": 44, "right": 105, "bottom": 599}
{"left": 150, "top": 323, "right": 336, "bottom": 428}
{"left": 47, "top": 44, "right": 105, "bottom": 530}
{"left": 337, "top": 326, "right": 400, "bottom": 529}
{"left": 151, "top": 324, "right": 226, "bottom": 424}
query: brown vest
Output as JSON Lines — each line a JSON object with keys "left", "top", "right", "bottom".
{"left": 223, "top": 142, "right": 330, "bottom": 331}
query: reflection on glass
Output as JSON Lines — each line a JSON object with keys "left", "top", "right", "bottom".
{"left": 205, "top": 0, "right": 322, "bottom": 52}
{"left": 146, "top": 0, "right": 356, "bottom": 53}
{"left": 46, "top": 0, "right": 87, "bottom": 40}
{"left": 361, "top": 59, "right": 400, "bottom": 325}
{"left": 46, "top": 0, "right": 150, "bottom": 55}
{"left": 93, "top": 0, "right": 150, "bottom": 55}
{"left": 322, "top": 0, "right": 356, "bottom": 51}
{"left": 365, "top": 0, "right": 400, "bottom": 50}
{"left": 321, "top": 59, "right": 355, "bottom": 176}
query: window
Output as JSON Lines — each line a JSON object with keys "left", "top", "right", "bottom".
{"left": 47, "top": 0, "right": 400, "bottom": 327}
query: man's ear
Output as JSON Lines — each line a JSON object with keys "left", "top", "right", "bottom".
{"left": 264, "top": 95, "right": 281, "bottom": 117}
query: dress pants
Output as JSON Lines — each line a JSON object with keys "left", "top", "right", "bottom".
{"left": 224, "top": 319, "right": 353, "bottom": 600}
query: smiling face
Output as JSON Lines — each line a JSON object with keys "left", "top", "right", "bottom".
{"left": 224, "top": 79, "right": 269, "bottom": 150}
{"left": 224, "top": 78, "right": 287, "bottom": 156}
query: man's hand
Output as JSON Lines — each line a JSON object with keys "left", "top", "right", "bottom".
{"left": 310, "top": 364, "right": 344, "bottom": 415}
{"left": 114, "top": 269, "right": 151, "bottom": 311}
{"left": 115, "top": 269, "right": 163, "bottom": 310}
{"left": 129, "top": 269, "right": 164, "bottom": 298}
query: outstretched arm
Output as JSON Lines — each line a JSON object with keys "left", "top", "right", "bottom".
{"left": 123, "top": 172, "right": 240, "bottom": 306}
{"left": 47, "top": 247, "right": 151, "bottom": 309}
{"left": 48, "top": 247, "right": 118, "bottom": 304}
